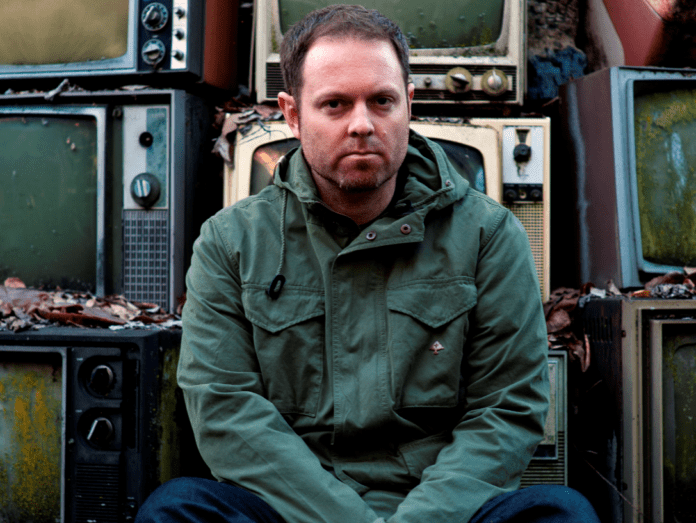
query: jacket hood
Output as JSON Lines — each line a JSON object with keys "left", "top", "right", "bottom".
{"left": 273, "top": 129, "right": 470, "bottom": 215}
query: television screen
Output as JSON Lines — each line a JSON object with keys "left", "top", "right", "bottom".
{"left": 0, "top": 350, "right": 63, "bottom": 521}
{"left": 633, "top": 87, "right": 696, "bottom": 268}
{"left": 0, "top": 113, "right": 99, "bottom": 291}
{"left": 277, "top": 0, "right": 504, "bottom": 49}
{"left": 0, "top": 0, "right": 129, "bottom": 66}
{"left": 657, "top": 321, "right": 696, "bottom": 521}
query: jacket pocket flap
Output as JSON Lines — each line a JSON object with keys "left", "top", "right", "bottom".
{"left": 387, "top": 278, "right": 477, "bottom": 328}
{"left": 242, "top": 285, "right": 324, "bottom": 333}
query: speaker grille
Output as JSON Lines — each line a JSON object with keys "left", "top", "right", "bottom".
{"left": 520, "top": 432, "right": 567, "bottom": 487}
{"left": 123, "top": 210, "right": 170, "bottom": 308}
{"left": 505, "top": 202, "right": 546, "bottom": 299}
{"left": 74, "top": 463, "right": 120, "bottom": 523}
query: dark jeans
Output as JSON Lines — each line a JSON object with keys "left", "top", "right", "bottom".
{"left": 135, "top": 477, "right": 600, "bottom": 523}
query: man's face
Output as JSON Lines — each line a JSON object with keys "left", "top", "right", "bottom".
{"left": 279, "top": 37, "right": 414, "bottom": 196}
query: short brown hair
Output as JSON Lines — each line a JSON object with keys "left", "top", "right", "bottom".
{"left": 279, "top": 4, "right": 411, "bottom": 102}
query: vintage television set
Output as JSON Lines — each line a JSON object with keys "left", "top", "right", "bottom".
{"left": 557, "top": 66, "right": 696, "bottom": 290}
{"left": 0, "top": 88, "right": 215, "bottom": 313}
{"left": 254, "top": 0, "right": 527, "bottom": 105}
{"left": 0, "top": 0, "right": 238, "bottom": 90}
{"left": 0, "top": 327, "right": 208, "bottom": 523}
{"left": 223, "top": 117, "right": 551, "bottom": 300}
{"left": 574, "top": 297, "right": 696, "bottom": 523}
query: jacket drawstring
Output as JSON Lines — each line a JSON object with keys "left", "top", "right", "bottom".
{"left": 267, "top": 188, "right": 288, "bottom": 299}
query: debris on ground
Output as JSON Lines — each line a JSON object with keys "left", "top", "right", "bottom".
{"left": 0, "top": 278, "right": 180, "bottom": 333}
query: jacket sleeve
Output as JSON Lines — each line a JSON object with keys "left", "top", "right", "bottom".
{"left": 178, "top": 217, "right": 381, "bottom": 523}
{"left": 387, "top": 208, "right": 550, "bottom": 523}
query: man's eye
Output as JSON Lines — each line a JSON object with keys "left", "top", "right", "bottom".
{"left": 376, "top": 97, "right": 392, "bottom": 106}
{"left": 326, "top": 100, "right": 341, "bottom": 109}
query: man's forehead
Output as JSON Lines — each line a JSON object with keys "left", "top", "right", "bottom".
{"left": 300, "top": 37, "right": 407, "bottom": 95}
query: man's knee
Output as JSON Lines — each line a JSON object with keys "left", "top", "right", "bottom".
{"left": 472, "top": 484, "right": 600, "bottom": 523}
{"left": 520, "top": 484, "right": 598, "bottom": 519}
{"left": 136, "top": 477, "right": 219, "bottom": 521}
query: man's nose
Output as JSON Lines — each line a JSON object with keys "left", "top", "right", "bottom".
{"left": 347, "top": 103, "right": 375, "bottom": 136}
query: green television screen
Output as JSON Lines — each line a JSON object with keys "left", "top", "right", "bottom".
{"left": 278, "top": 0, "right": 504, "bottom": 49}
{"left": 0, "top": 114, "right": 98, "bottom": 290}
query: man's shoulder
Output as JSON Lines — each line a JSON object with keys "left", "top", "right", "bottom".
{"left": 211, "top": 186, "right": 286, "bottom": 226}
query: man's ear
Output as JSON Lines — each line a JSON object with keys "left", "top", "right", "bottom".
{"left": 278, "top": 92, "right": 301, "bottom": 140}
{"left": 407, "top": 83, "right": 415, "bottom": 119}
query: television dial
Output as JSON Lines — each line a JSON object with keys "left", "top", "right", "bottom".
{"left": 131, "top": 172, "right": 162, "bottom": 209}
{"left": 141, "top": 2, "right": 169, "bottom": 32}
{"left": 481, "top": 69, "right": 509, "bottom": 97}
{"left": 86, "top": 417, "right": 115, "bottom": 447}
{"left": 513, "top": 143, "right": 532, "bottom": 163}
{"left": 445, "top": 68, "right": 473, "bottom": 94}
{"left": 141, "top": 39, "right": 166, "bottom": 66}
{"left": 89, "top": 364, "right": 116, "bottom": 396}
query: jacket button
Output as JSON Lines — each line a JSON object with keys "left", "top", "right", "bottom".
{"left": 366, "top": 231, "right": 377, "bottom": 241}
{"left": 400, "top": 224, "right": 412, "bottom": 235}
{"left": 445, "top": 180, "right": 452, "bottom": 187}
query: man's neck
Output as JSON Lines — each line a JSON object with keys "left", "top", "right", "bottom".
{"left": 311, "top": 174, "right": 398, "bottom": 226}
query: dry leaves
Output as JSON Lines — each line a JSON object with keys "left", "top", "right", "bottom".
{"left": 0, "top": 278, "right": 179, "bottom": 332}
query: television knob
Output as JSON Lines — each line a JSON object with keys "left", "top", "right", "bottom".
{"left": 445, "top": 67, "right": 473, "bottom": 94}
{"left": 131, "top": 173, "right": 161, "bottom": 209}
{"left": 86, "top": 417, "right": 114, "bottom": 446}
{"left": 141, "top": 39, "right": 166, "bottom": 66}
{"left": 141, "top": 2, "right": 169, "bottom": 32}
{"left": 173, "top": 50, "right": 185, "bottom": 61}
{"left": 89, "top": 364, "right": 115, "bottom": 396}
{"left": 504, "top": 188, "right": 518, "bottom": 202}
{"left": 481, "top": 68, "right": 509, "bottom": 97}
{"left": 513, "top": 143, "right": 532, "bottom": 163}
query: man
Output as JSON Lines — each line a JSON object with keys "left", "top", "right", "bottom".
{"left": 137, "top": 5, "right": 599, "bottom": 523}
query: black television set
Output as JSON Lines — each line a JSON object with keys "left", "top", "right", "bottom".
{"left": 0, "top": 327, "right": 208, "bottom": 523}
{"left": 0, "top": 88, "right": 216, "bottom": 312}
{"left": 0, "top": 0, "right": 238, "bottom": 90}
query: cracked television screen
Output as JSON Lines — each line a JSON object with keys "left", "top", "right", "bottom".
{"left": 278, "top": 0, "right": 504, "bottom": 49}
{"left": 634, "top": 88, "right": 696, "bottom": 268}
{"left": 0, "top": 0, "right": 129, "bottom": 65}
{"left": 0, "top": 114, "right": 98, "bottom": 291}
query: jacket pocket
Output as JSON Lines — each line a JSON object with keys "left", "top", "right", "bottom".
{"left": 387, "top": 278, "right": 477, "bottom": 409}
{"left": 242, "top": 284, "right": 324, "bottom": 416}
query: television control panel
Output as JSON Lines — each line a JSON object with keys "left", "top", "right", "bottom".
{"left": 137, "top": 0, "right": 200, "bottom": 73}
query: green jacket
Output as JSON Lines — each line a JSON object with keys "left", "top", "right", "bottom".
{"left": 178, "top": 131, "right": 549, "bottom": 523}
